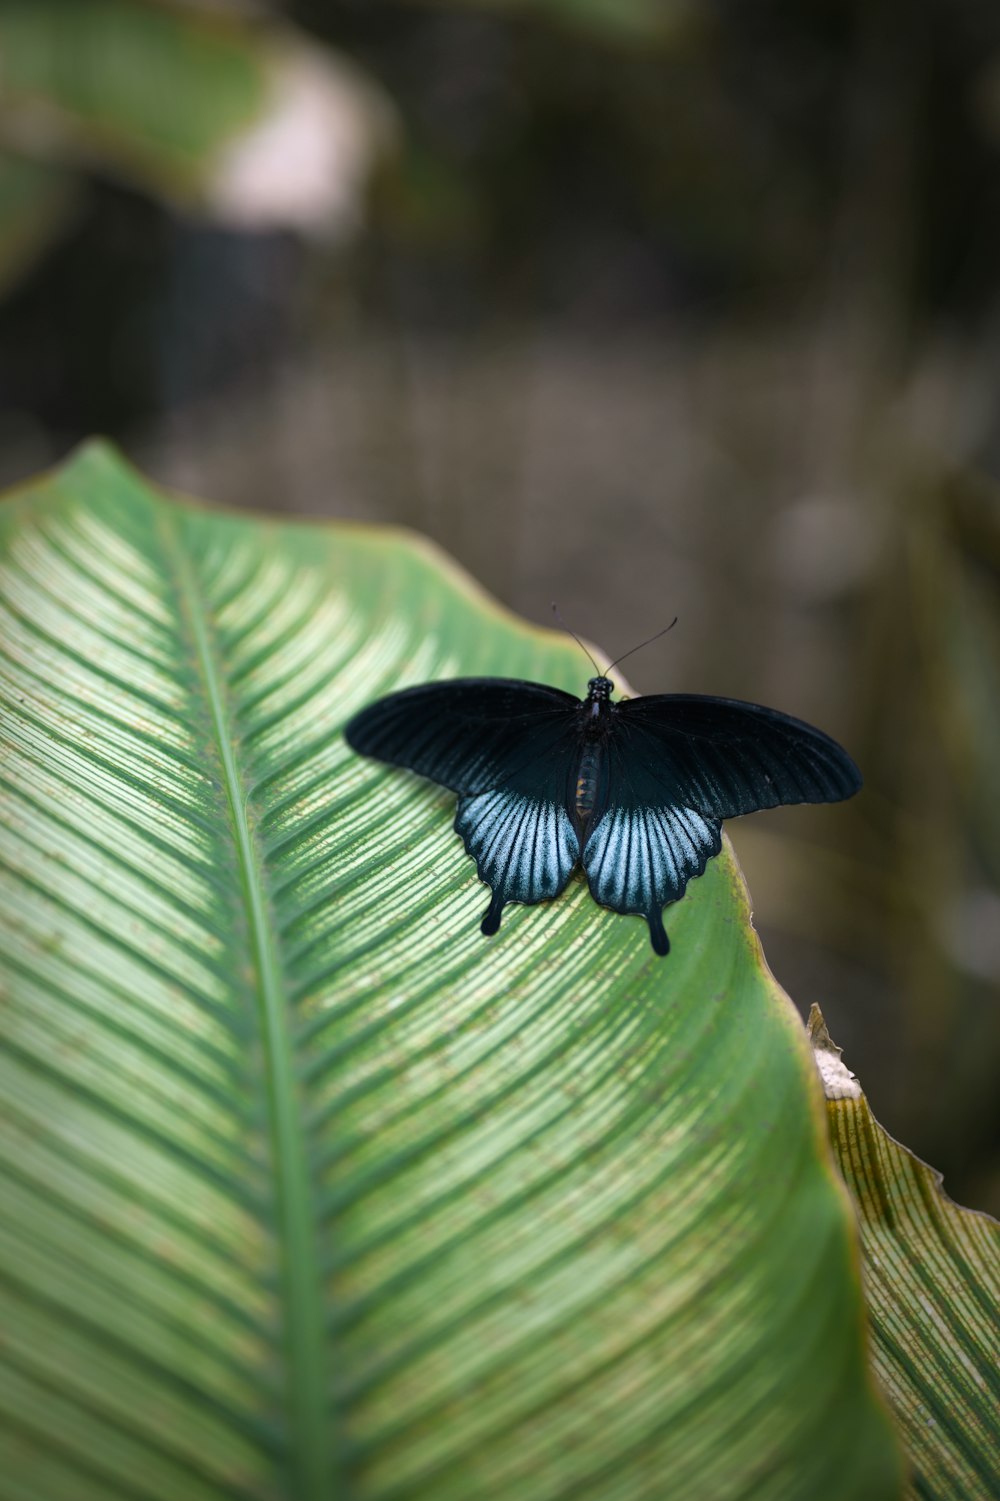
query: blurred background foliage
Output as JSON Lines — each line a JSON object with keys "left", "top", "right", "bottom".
{"left": 1, "top": 0, "right": 998, "bottom": 1212}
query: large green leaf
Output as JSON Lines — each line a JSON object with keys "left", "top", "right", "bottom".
{"left": 0, "top": 443, "right": 902, "bottom": 1499}
{"left": 810, "top": 1008, "right": 1000, "bottom": 1501}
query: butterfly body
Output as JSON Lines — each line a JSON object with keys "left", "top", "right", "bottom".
{"left": 344, "top": 670, "right": 861, "bottom": 957}
{"left": 573, "top": 741, "right": 603, "bottom": 824}
{"left": 565, "top": 678, "right": 613, "bottom": 831}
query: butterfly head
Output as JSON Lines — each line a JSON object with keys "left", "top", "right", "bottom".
{"left": 586, "top": 676, "right": 614, "bottom": 703}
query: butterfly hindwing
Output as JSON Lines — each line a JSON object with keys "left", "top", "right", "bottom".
{"left": 344, "top": 678, "right": 579, "bottom": 794}
{"left": 614, "top": 694, "right": 861, "bottom": 819}
{"left": 581, "top": 788, "right": 721, "bottom": 955}
{"left": 456, "top": 790, "right": 580, "bottom": 936}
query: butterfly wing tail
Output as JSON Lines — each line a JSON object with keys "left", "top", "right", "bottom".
{"left": 481, "top": 891, "right": 505, "bottom": 936}
{"left": 648, "top": 909, "right": 670, "bottom": 956}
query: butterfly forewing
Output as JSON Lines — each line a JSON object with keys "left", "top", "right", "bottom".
{"left": 344, "top": 678, "right": 578, "bottom": 793}
{"left": 614, "top": 694, "right": 861, "bottom": 819}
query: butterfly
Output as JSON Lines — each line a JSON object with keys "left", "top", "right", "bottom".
{"left": 344, "top": 648, "right": 861, "bottom": 956}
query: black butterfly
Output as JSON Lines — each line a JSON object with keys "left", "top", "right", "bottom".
{"left": 344, "top": 668, "right": 861, "bottom": 956}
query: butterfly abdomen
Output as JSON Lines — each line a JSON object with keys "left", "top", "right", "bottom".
{"left": 574, "top": 743, "right": 604, "bottom": 824}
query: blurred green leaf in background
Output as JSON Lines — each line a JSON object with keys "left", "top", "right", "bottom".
{"left": 0, "top": 0, "right": 393, "bottom": 289}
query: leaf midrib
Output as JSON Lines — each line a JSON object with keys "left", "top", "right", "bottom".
{"left": 162, "top": 511, "right": 331, "bottom": 1498}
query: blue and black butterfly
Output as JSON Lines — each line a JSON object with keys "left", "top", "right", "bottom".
{"left": 344, "top": 644, "right": 861, "bottom": 956}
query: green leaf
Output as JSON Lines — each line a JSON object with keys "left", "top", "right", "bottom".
{"left": 810, "top": 1007, "right": 1000, "bottom": 1501}
{"left": 0, "top": 442, "right": 902, "bottom": 1499}
{"left": 0, "top": 0, "right": 265, "bottom": 191}
{"left": 0, "top": 1, "right": 392, "bottom": 229}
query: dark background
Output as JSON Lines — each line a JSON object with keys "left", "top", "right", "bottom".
{"left": 2, "top": 0, "right": 999, "bottom": 1211}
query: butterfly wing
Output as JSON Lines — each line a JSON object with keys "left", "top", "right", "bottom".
{"left": 344, "top": 678, "right": 579, "bottom": 792}
{"left": 582, "top": 694, "right": 860, "bottom": 955}
{"left": 613, "top": 694, "right": 862, "bottom": 818}
{"left": 581, "top": 730, "right": 722, "bottom": 955}
{"left": 345, "top": 678, "right": 584, "bottom": 933}
{"left": 456, "top": 788, "right": 580, "bottom": 936}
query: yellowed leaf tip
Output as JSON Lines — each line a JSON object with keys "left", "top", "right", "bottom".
{"left": 807, "top": 1004, "right": 862, "bottom": 1101}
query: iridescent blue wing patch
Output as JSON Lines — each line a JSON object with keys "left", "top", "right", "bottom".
{"left": 456, "top": 790, "right": 580, "bottom": 936}
{"left": 582, "top": 798, "right": 721, "bottom": 956}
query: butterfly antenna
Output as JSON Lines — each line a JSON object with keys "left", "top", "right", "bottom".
{"left": 605, "top": 617, "right": 679, "bottom": 675}
{"left": 551, "top": 602, "right": 602, "bottom": 676}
